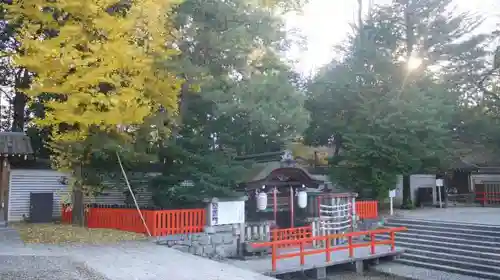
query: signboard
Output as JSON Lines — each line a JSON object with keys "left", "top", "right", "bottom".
{"left": 389, "top": 189, "right": 396, "bottom": 198}
{"left": 436, "top": 179, "right": 444, "bottom": 187}
{"left": 209, "top": 200, "right": 245, "bottom": 226}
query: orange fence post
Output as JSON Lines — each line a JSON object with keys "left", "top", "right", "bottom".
{"left": 61, "top": 205, "right": 73, "bottom": 224}
{"left": 299, "top": 240, "right": 305, "bottom": 265}
{"left": 390, "top": 231, "right": 395, "bottom": 251}
{"left": 325, "top": 236, "right": 331, "bottom": 262}
{"left": 370, "top": 233, "right": 375, "bottom": 254}
{"left": 271, "top": 243, "right": 277, "bottom": 271}
{"left": 348, "top": 236, "right": 353, "bottom": 257}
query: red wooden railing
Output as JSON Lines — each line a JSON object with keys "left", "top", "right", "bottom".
{"left": 356, "top": 201, "right": 378, "bottom": 219}
{"left": 87, "top": 208, "right": 151, "bottom": 234}
{"left": 61, "top": 205, "right": 206, "bottom": 237}
{"left": 150, "top": 209, "right": 206, "bottom": 236}
{"left": 252, "top": 226, "right": 407, "bottom": 271}
{"left": 272, "top": 225, "right": 312, "bottom": 248}
{"left": 475, "top": 192, "right": 500, "bottom": 205}
{"left": 61, "top": 205, "right": 73, "bottom": 224}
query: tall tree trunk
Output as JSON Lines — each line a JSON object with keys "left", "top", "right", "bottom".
{"left": 402, "top": 174, "right": 412, "bottom": 208}
{"left": 72, "top": 164, "right": 85, "bottom": 226}
{"left": 12, "top": 90, "right": 27, "bottom": 132}
{"left": 404, "top": 0, "right": 416, "bottom": 59}
{"left": 357, "top": 0, "right": 363, "bottom": 30}
{"left": 12, "top": 68, "right": 30, "bottom": 132}
{"left": 401, "top": 1, "right": 416, "bottom": 210}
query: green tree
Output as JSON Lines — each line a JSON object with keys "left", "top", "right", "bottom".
{"left": 148, "top": 0, "right": 309, "bottom": 206}
{"left": 304, "top": 0, "right": 489, "bottom": 203}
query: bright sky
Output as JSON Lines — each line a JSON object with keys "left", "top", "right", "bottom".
{"left": 287, "top": 0, "right": 500, "bottom": 76}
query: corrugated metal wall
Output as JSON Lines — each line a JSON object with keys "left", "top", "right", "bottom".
{"left": 8, "top": 169, "right": 69, "bottom": 222}
{"left": 8, "top": 169, "right": 154, "bottom": 222}
{"left": 84, "top": 172, "right": 154, "bottom": 206}
{"left": 84, "top": 187, "right": 152, "bottom": 206}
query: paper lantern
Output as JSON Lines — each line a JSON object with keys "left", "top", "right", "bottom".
{"left": 297, "top": 191, "right": 308, "bottom": 208}
{"left": 257, "top": 192, "right": 268, "bottom": 211}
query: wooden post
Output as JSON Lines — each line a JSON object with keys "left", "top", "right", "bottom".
{"left": 370, "top": 233, "right": 375, "bottom": 254}
{"left": 300, "top": 240, "right": 305, "bottom": 265}
{"left": 271, "top": 243, "right": 277, "bottom": 271}
{"left": 351, "top": 196, "right": 356, "bottom": 232}
{"left": 289, "top": 186, "right": 294, "bottom": 228}
{"left": 325, "top": 236, "right": 331, "bottom": 262}
{"left": 273, "top": 187, "right": 277, "bottom": 224}
{"left": 390, "top": 231, "right": 395, "bottom": 251}
{"left": 348, "top": 236, "right": 353, "bottom": 257}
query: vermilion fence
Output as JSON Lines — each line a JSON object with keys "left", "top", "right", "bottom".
{"left": 272, "top": 225, "right": 312, "bottom": 248}
{"left": 61, "top": 205, "right": 73, "bottom": 224}
{"left": 475, "top": 192, "right": 500, "bottom": 205}
{"left": 252, "top": 226, "right": 407, "bottom": 271}
{"left": 356, "top": 201, "right": 378, "bottom": 219}
{"left": 61, "top": 200, "right": 377, "bottom": 237}
{"left": 150, "top": 208, "right": 206, "bottom": 236}
{"left": 61, "top": 205, "right": 206, "bottom": 237}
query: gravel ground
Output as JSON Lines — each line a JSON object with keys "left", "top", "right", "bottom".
{"left": 1, "top": 226, "right": 277, "bottom": 280}
{"left": 0, "top": 255, "right": 109, "bottom": 280}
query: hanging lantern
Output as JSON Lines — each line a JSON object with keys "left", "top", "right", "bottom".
{"left": 257, "top": 191, "right": 268, "bottom": 211}
{"left": 297, "top": 190, "right": 308, "bottom": 208}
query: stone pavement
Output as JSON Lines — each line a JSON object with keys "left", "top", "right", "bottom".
{"left": 395, "top": 207, "right": 500, "bottom": 225}
{"left": 0, "top": 227, "right": 276, "bottom": 280}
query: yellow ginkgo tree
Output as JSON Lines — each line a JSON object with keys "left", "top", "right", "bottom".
{"left": 8, "top": 0, "right": 182, "bottom": 225}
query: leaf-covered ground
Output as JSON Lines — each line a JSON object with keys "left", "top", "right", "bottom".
{"left": 10, "top": 222, "right": 148, "bottom": 244}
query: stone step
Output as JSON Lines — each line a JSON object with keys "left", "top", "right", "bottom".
{"left": 402, "top": 248, "right": 500, "bottom": 268}
{"left": 394, "top": 232, "right": 500, "bottom": 247}
{"left": 380, "top": 218, "right": 500, "bottom": 279}
{"left": 402, "top": 253, "right": 500, "bottom": 274}
{"left": 395, "top": 258, "right": 500, "bottom": 279}
{"left": 387, "top": 227, "right": 500, "bottom": 243}
{"left": 385, "top": 222, "right": 500, "bottom": 237}
{"left": 374, "top": 261, "right": 490, "bottom": 280}
{"left": 392, "top": 236, "right": 500, "bottom": 254}
{"left": 393, "top": 240, "right": 500, "bottom": 261}
{"left": 375, "top": 235, "right": 500, "bottom": 258}
{"left": 387, "top": 218, "right": 500, "bottom": 232}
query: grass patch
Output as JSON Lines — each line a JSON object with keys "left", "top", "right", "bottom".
{"left": 10, "top": 222, "right": 148, "bottom": 244}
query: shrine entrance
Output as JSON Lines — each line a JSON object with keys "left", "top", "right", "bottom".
{"left": 242, "top": 163, "right": 325, "bottom": 229}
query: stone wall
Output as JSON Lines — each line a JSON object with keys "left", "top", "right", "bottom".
{"left": 157, "top": 224, "right": 240, "bottom": 260}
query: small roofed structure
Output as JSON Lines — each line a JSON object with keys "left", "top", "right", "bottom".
{"left": 243, "top": 164, "right": 324, "bottom": 190}
{"left": 237, "top": 150, "right": 333, "bottom": 228}
{"left": 0, "top": 132, "right": 33, "bottom": 157}
{"left": 0, "top": 132, "right": 34, "bottom": 223}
